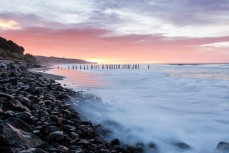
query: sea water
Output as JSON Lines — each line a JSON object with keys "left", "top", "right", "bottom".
{"left": 46, "top": 64, "right": 229, "bottom": 153}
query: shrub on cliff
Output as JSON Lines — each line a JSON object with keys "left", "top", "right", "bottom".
{"left": 0, "top": 36, "right": 37, "bottom": 64}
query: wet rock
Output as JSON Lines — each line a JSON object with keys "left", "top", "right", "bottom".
{"left": 47, "top": 131, "right": 64, "bottom": 142}
{"left": 19, "top": 111, "right": 37, "bottom": 124}
{"left": 71, "top": 132, "right": 79, "bottom": 139}
{"left": 39, "top": 110, "right": 49, "bottom": 117}
{"left": 19, "top": 148, "right": 36, "bottom": 153}
{"left": 51, "top": 115, "right": 62, "bottom": 125}
{"left": 17, "top": 95, "right": 32, "bottom": 108}
{"left": 78, "top": 139, "right": 91, "bottom": 146}
{"left": 0, "top": 93, "right": 14, "bottom": 99}
{"left": 99, "top": 149, "right": 111, "bottom": 153}
{"left": 5, "top": 100, "right": 26, "bottom": 111}
{"left": 75, "top": 148, "right": 84, "bottom": 153}
{"left": 174, "top": 142, "right": 191, "bottom": 150}
{"left": 111, "top": 138, "right": 120, "bottom": 146}
{"left": 216, "top": 141, "right": 229, "bottom": 152}
{"left": 0, "top": 107, "right": 3, "bottom": 113}
{"left": 64, "top": 125, "right": 76, "bottom": 132}
{"left": 58, "top": 145, "right": 69, "bottom": 153}
{"left": 31, "top": 103, "right": 40, "bottom": 110}
{"left": 0, "top": 118, "right": 42, "bottom": 152}
{"left": 3, "top": 110, "right": 16, "bottom": 118}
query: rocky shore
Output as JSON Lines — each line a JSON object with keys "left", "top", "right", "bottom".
{"left": 0, "top": 60, "right": 142, "bottom": 153}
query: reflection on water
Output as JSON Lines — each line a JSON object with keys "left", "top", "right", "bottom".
{"left": 46, "top": 67, "right": 108, "bottom": 89}
{"left": 45, "top": 64, "right": 229, "bottom": 153}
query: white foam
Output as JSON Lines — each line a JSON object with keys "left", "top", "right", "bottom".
{"left": 47, "top": 64, "right": 229, "bottom": 153}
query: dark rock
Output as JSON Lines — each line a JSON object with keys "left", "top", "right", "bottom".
{"left": 217, "top": 141, "right": 229, "bottom": 152}
{"left": 5, "top": 100, "right": 27, "bottom": 111}
{"left": 174, "top": 142, "right": 191, "bottom": 149}
{"left": 58, "top": 145, "right": 69, "bottom": 153}
{"left": 2, "top": 110, "right": 16, "bottom": 117}
{"left": 19, "top": 111, "right": 37, "bottom": 124}
{"left": 71, "top": 132, "right": 79, "bottom": 139}
{"left": 17, "top": 95, "right": 32, "bottom": 108}
{"left": 0, "top": 93, "right": 14, "bottom": 99}
{"left": 19, "top": 148, "right": 36, "bottom": 153}
{"left": 75, "top": 148, "right": 84, "bottom": 153}
{"left": 64, "top": 125, "right": 76, "bottom": 132}
{"left": 99, "top": 149, "right": 111, "bottom": 153}
{"left": 0, "top": 118, "right": 42, "bottom": 152}
{"left": 0, "top": 107, "right": 3, "bottom": 113}
{"left": 39, "top": 110, "right": 49, "bottom": 117}
{"left": 111, "top": 138, "right": 120, "bottom": 146}
{"left": 78, "top": 139, "right": 91, "bottom": 146}
{"left": 47, "top": 131, "right": 64, "bottom": 142}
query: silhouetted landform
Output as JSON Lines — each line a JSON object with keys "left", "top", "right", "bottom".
{"left": 0, "top": 36, "right": 37, "bottom": 64}
{"left": 169, "top": 63, "right": 229, "bottom": 66}
{"left": 35, "top": 56, "right": 97, "bottom": 65}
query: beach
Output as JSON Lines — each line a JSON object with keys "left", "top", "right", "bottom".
{"left": 0, "top": 60, "right": 142, "bottom": 153}
{"left": 43, "top": 63, "right": 229, "bottom": 153}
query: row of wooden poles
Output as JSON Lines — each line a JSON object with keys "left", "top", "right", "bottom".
{"left": 57, "top": 64, "right": 150, "bottom": 70}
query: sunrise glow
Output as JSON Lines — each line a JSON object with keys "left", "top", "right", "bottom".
{"left": 0, "top": 0, "right": 229, "bottom": 63}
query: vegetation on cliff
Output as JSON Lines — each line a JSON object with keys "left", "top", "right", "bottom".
{"left": 0, "top": 37, "right": 37, "bottom": 64}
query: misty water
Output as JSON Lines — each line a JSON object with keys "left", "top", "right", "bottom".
{"left": 46, "top": 64, "right": 229, "bottom": 153}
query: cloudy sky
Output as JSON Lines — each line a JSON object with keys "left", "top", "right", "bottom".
{"left": 1, "top": 0, "right": 229, "bottom": 63}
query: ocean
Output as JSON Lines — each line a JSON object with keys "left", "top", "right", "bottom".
{"left": 45, "top": 64, "right": 229, "bottom": 153}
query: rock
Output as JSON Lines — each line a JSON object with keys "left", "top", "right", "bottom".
{"left": 99, "top": 149, "right": 111, "bottom": 153}
{"left": 111, "top": 138, "right": 120, "bottom": 146}
{"left": 0, "top": 118, "right": 42, "bottom": 152}
{"left": 0, "top": 93, "right": 14, "bottom": 99}
{"left": 39, "top": 110, "right": 49, "bottom": 117}
{"left": 64, "top": 125, "right": 76, "bottom": 132}
{"left": 174, "top": 142, "right": 191, "bottom": 149}
{"left": 5, "top": 100, "right": 26, "bottom": 111}
{"left": 216, "top": 141, "right": 229, "bottom": 152}
{"left": 70, "top": 132, "right": 79, "bottom": 139}
{"left": 75, "top": 148, "right": 84, "bottom": 153}
{"left": 78, "top": 139, "right": 91, "bottom": 146}
{"left": 19, "top": 148, "right": 36, "bottom": 153}
{"left": 17, "top": 95, "right": 32, "bottom": 108}
{"left": 47, "top": 131, "right": 64, "bottom": 142}
{"left": 58, "top": 145, "right": 69, "bottom": 153}
{"left": 2, "top": 110, "right": 15, "bottom": 117}
{"left": 19, "top": 111, "right": 37, "bottom": 124}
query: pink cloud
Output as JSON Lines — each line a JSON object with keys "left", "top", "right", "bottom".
{"left": 1, "top": 27, "right": 229, "bottom": 63}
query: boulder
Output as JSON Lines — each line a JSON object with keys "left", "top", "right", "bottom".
{"left": 216, "top": 141, "right": 229, "bottom": 152}
{"left": 0, "top": 118, "right": 42, "bottom": 152}
{"left": 47, "top": 131, "right": 64, "bottom": 142}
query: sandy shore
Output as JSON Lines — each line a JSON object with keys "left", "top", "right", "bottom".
{"left": 29, "top": 67, "right": 65, "bottom": 80}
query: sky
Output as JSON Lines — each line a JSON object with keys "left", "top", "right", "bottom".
{"left": 0, "top": 0, "right": 229, "bottom": 64}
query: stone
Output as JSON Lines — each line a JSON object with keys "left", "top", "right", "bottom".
{"left": 99, "top": 149, "right": 111, "bottom": 153}
{"left": 39, "top": 110, "right": 49, "bottom": 117}
{"left": 19, "top": 148, "right": 36, "bottom": 153}
{"left": 64, "top": 125, "right": 76, "bottom": 132}
{"left": 17, "top": 95, "right": 32, "bottom": 108}
{"left": 19, "top": 111, "right": 37, "bottom": 124}
{"left": 5, "top": 100, "right": 26, "bottom": 112}
{"left": 0, "top": 118, "right": 42, "bottom": 152}
{"left": 71, "top": 132, "right": 79, "bottom": 139}
{"left": 0, "top": 93, "right": 14, "bottom": 99}
{"left": 78, "top": 139, "right": 91, "bottom": 145}
{"left": 216, "top": 141, "right": 229, "bottom": 152}
{"left": 174, "top": 142, "right": 191, "bottom": 149}
{"left": 47, "top": 131, "right": 64, "bottom": 142}
{"left": 58, "top": 145, "right": 69, "bottom": 153}
{"left": 111, "top": 138, "right": 120, "bottom": 146}
{"left": 75, "top": 148, "right": 84, "bottom": 153}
